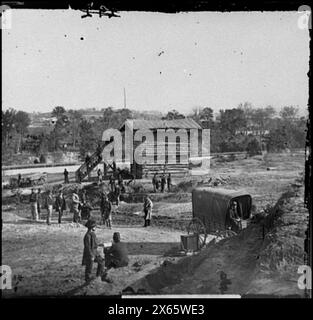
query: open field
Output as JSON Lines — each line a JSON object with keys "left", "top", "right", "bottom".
{"left": 1, "top": 151, "right": 308, "bottom": 297}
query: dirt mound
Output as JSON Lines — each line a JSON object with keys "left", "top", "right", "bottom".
{"left": 174, "top": 175, "right": 230, "bottom": 192}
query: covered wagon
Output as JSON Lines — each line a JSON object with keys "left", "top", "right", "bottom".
{"left": 186, "top": 187, "right": 252, "bottom": 249}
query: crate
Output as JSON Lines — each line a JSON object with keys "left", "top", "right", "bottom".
{"left": 181, "top": 234, "right": 199, "bottom": 252}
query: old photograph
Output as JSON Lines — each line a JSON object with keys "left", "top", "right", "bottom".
{"left": 1, "top": 2, "right": 311, "bottom": 299}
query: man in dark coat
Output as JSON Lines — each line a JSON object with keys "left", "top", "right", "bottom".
{"left": 100, "top": 192, "right": 112, "bottom": 228}
{"left": 64, "top": 169, "right": 69, "bottom": 184}
{"left": 97, "top": 168, "right": 103, "bottom": 185}
{"left": 81, "top": 189, "right": 87, "bottom": 205}
{"left": 155, "top": 174, "right": 160, "bottom": 191}
{"left": 109, "top": 175, "right": 116, "bottom": 193}
{"left": 103, "top": 232, "right": 129, "bottom": 269}
{"left": 17, "top": 173, "right": 22, "bottom": 187}
{"left": 81, "top": 202, "right": 93, "bottom": 221}
{"left": 167, "top": 173, "right": 172, "bottom": 192}
{"left": 152, "top": 173, "right": 157, "bottom": 192}
{"left": 143, "top": 195, "right": 153, "bottom": 227}
{"left": 160, "top": 174, "right": 166, "bottom": 193}
{"left": 37, "top": 188, "right": 42, "bottom": 219}
{"left": 115, "top": 184, "right": 121, "bottom": 206}
{"left": 112, "top": 160, "right": 117, "bottom": 174}
{"left": 29, "top": 188, "right": 38, "bottom": 221}
{"left": 55, "top": 190, "right": 67, "bottom": 224}
{"left": 82, "top": 219, "right": 103, "bottom": 282}
{"left": 45, "top": 189, "right": 54, "bottom": 225}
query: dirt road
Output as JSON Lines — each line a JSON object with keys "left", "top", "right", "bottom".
{"left": 2, "top": 207, "right": 187, "bottom": 296}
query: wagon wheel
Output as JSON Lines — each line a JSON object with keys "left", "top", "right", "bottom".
{"left": 187, "top": 217, "right": 207, "bottom": 249}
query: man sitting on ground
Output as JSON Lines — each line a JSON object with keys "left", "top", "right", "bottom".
{"left": 103, "top": 232, "right": 129, "bottom": 270}
{"left": 94, "top": 232, "right": 129, "bottom": 282}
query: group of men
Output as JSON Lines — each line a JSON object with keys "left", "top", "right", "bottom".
{"left": 29, "top": 188, "right": 67, "bottom": 225}
{"left": 152, "top": 172, "right": 172, "bottom": 192}
{"left": 81, "top": 192, "right": 154, "bottom": 283}
{"left": 82, "top": 222, "right": 129, "bottom": 283}
{"left": 29, "top": 185, "right": 116, "bottom": 228}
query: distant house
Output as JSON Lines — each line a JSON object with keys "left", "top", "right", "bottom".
{"left": 119, "top": 118, "right": 203, "bottom": 166}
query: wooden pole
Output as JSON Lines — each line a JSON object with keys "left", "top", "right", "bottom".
{"left": 124, "top": 87, "right": 126, "bottom": 109}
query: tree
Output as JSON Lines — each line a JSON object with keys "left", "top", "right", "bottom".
{"left": 79, "top": 119, "right": 98, "bottom": 158}
{"left": 14, "top": 111, "right": 31, "bottom": 153}
{"left": 67, "top": 109, "right": 82, "bottom": 148}
{"left": 99, "top": 107, "right": 133, "bottom": 131}
{"left": 279, "top": 106, "right": 299, "bottom": 121}
{"left": 267, "top": 123, "right": 289, "bottom": 151}
{"left": 246, "top": 137, "right": 262, "bottom": 156}
{"left": 51, "top": 106, "right": 66, "bottom": 120}
{"left": 273, "top": 106, "right": 306, "bottom": 150}
{"left": 162, "top": 109, "right": 185, "bottom": 120}
{"left": 199, "top": 107, "right": 214, "bottom": 128}
{"left": 2, "top": 108, "right": 17, "bottom": 147}
{"left": 248, "top": 106, "right": 276, "bottom": 150}
{"left": 219, "top": 108, "right": 247, "bottom": 136}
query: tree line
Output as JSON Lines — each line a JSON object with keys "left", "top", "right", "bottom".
{"left": 2, "top": 103, "right": 307, "bottom": 163}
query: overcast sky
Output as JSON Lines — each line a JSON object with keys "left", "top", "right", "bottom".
{"left": 2, "top": 10, "right": 310, "bottom": 115}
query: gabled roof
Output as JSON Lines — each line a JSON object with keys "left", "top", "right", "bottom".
{"left": 120, "top": 118, "right": 202, "bottom": 131}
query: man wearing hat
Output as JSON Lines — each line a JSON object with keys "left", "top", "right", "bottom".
{"left": 100, "top": 192, "right": 112, "bottom": 228}
{"left": 55, "top": 190, "right": 67, "bottom": 224}
{"left": 45, "top": 189, "right": 54, "bottom": 225}
{"left": 72, "top": 189, "right": 81, "bottom": 223}
{"left": 143, "top": 195, "right": 153, "bottom": 227}
{"left": 103, "top": 232, "right": 129, "bottom": 270}
{"left": 29, "top": 188, "right": 38, "bottom": 221}
{"left": 82, "top": 219, "right": 104, "bottom": 283}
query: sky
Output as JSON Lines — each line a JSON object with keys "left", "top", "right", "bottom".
{"left": 2, "top": 9, "right": 310, "bottom": 116}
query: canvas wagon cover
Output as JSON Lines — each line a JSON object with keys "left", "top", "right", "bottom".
{"left": 192, "top": 187, "right": 252, "bottom": 230}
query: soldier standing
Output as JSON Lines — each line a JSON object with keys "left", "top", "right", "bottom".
{"left": 64, "top": 169, "right": 69, "bottom": 184}
{"left": 100, "top": 192, "right": 112, "bottom": 228}
{"left": 167, "top": 173, "right": 172, "bottom": 192}
{"left": 155, "top": 174, "right": 160, "bottom": 191}
{"left": 109, "top": 175, "right": 116, "bottom": 193}
{"left": 160, "top": 174, "right": 166, "bottom": 193}
{"left": 45, "top": 190, "right": 54, "bottom": 225}
{"left": 143, "top": 195, "right": 153, "bottom": 227}
{"left": 72, "top": 189, "right": 81, "bottom": 223}
{"left": 97, "top": 168, "right": 103, "bottom": 185}
{"left": 152, "top": 173, "right": 157, "bottom": 192}
{"left": 115, "top": 184, "right": 121, "bottom": 206}
{"left": 37, "top": 188, "right": 42, "bottom": 219}
{"left": 55, "top": 190, "right": 67, "bottom": 224}
{"left": 17, "top": 173, "right": 22, "bottom": 187}
{"left": 82, "top": 219, "right": 104, "bottom": 283}
{"left": 29, "top": 188, "right": 38, "bottom": 221}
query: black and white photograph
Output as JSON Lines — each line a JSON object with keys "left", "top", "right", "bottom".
{"left": 1, "top": 1, "right": 311, "bottom": 303}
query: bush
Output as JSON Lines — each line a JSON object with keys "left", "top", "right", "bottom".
{"left": 246, "top": 138, "right": 261, "bottom": 156}
{"left": 39, "top": 154, "right": 46, "bottom": 163}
